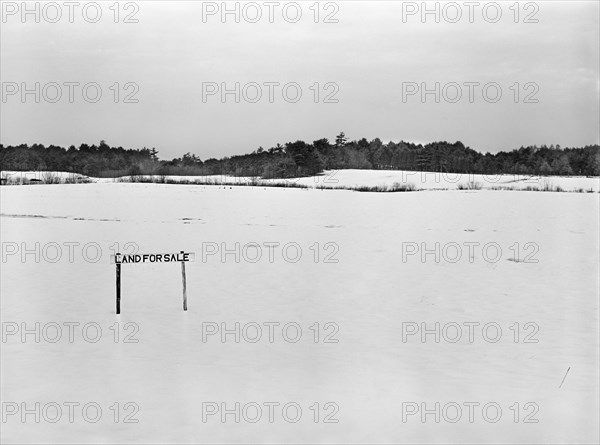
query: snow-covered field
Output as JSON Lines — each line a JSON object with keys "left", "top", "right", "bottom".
{"left": 1, "top": 178, "right": 599, "bottom": 443}
{"left": 272, "top": 169, "right": 600, "bottom": 193}
{"left": 2, "top": 169, "right": 599, "bottom": 192}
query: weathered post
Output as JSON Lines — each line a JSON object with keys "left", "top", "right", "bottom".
{"left": 116, "top": 256, "right": 121, "bottom": 315}
{"left": 181, "top": 250, "right": 187, "bottom": 311}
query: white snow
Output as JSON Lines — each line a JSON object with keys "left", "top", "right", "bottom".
{"left": 1, "top": 176, "right": 599, "bottom": 443}
{"left": 285, "top": 169, "right": 600, "bottom": 192}
{"left": 3, "top": 169, "right": 599, "bottom": 192}
{"left": 1, "top": 171, "right": 90, "bottom": 183}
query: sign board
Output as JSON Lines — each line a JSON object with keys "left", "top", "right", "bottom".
{"left": 110, "top": 252, "right": 195, "bottom": 264}
{"left": 112, "top": 251, "right": 195, "bottom": 314}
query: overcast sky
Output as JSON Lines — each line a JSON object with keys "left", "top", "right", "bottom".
{"left": 1, "top": 1, "right": 598, "bottom": 160}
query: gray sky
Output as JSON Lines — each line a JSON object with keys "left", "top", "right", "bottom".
{"left": 1, "top": 1, "right": 599, "bottom": 160}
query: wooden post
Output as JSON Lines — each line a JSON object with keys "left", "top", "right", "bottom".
{"left": 181, "top": 251, "right": 187, "bottom": 311}
{"left": 116, "top": 259, "right": 121, "bottom": 315}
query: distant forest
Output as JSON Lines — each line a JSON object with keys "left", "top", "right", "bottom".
{"left": 1, "top": 133, "right": 599, "bottom": 178}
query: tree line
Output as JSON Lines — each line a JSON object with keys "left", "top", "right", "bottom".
{"left": 1, "top": 133, "right": 599, "bottom": 178}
